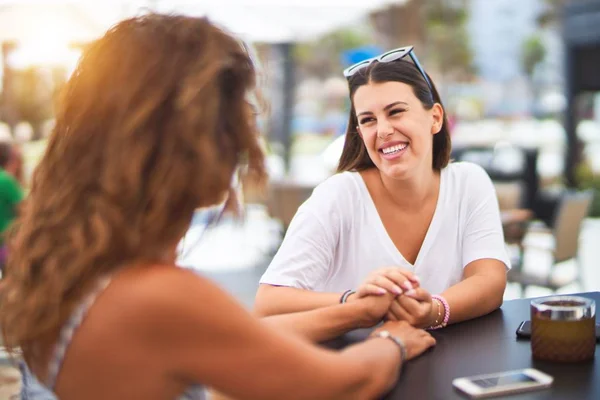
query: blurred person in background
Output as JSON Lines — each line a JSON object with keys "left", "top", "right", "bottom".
{"left": 0, "top": 14, "right": 435, "bottom": 400}
{"left": 0, "top": 141, "right": 25, "bottom": 271}
{"left": 256, "top": 48, "right": 508, "bottom": 334}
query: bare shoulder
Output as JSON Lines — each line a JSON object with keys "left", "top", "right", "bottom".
{"left": 98, "top": 265, "right": 234, "bottom": 327}
{"left": 76, "top": 264, "right": 247, "bottom": 353}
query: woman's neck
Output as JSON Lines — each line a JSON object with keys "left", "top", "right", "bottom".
{"left": 378, "top": 167, "right": 440, "bottom": 211}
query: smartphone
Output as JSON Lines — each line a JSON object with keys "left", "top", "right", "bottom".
{"left": 516, "top": 320, "right": 600, "bottom": 341}
{"left": 452, "top": 368, "right": 553, "bottom": 398}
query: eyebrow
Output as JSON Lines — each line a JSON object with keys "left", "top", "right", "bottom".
{"left": 356, "top": 101, "right": 409, "bottom": 117}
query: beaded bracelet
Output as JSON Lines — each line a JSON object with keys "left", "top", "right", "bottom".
{"left": 340, "top": 289, "right": 356, "bottom": 304}
{"left": 428, "top": 295, "right": 450, "bottom": 330}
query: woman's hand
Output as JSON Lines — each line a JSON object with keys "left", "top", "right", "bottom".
{"left": 372, "top": 320, "right": 436, "bottom": 361}
{"left": 352, "top": 292, "right": 397, "bottom": 328}
{"left": 351, "top": 267, "right": 420, "bottom": 299}
{"left": 385, "top": 287, "right": 438, "bottom": 329}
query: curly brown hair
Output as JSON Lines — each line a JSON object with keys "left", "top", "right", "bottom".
{"left": 0, "top": 14, "right": 266, "bottom": 360}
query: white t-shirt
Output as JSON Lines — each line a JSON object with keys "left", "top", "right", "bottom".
{"left": 260, "top": 162, "right": 510, "bottom": 295}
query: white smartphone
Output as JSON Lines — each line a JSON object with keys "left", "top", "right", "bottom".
{"left": 452, "top": 368, "right": 553, "bottom": 399}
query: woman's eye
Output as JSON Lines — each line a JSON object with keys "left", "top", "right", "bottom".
{"left": 390, "top": 108, "right": 406, "bottom": 116}
{"left": 359, "top": 117, "right": 374, "bottom": 124}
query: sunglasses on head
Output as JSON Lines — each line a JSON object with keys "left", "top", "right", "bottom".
{"left": 342, "top": 46, "right": 433, "bottom": 93}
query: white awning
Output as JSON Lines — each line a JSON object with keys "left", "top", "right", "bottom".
{"left": 0, "top": 0, "right": 408, "bottom": 44}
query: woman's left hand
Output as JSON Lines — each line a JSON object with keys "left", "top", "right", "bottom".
{"left": 385, "top": 287, "right": 437, "bottom": 329}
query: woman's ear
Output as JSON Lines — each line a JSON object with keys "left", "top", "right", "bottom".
{"left": 356, "top": 125, "right": 363, "bottom": 138}
{"left": 431, "top": 103, "right": 444, "bottom": 134}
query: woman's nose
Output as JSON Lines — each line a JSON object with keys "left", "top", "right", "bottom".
{"left": 377, "top": 118, "right": 394, "bottom": 139}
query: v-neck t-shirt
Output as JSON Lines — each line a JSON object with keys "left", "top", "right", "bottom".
{"left": 260, "top": 161, "right": 510, "bottom": 295}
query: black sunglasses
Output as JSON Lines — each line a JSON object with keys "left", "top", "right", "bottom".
{"left": 342, "top": 46, "right": 433, "bottom": 93}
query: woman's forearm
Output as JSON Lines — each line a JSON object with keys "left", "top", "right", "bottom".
{"left": 335, "top": 337, "right": 402, "bottom": 399}
{"left": 210, "top": 338, "right": 401, "bottom": 400}
{"left": 261, "top": 301, "right": 373, "bottom": 343}
{"left": 441, "top": 264, "right": 506, "bottom": 324}
{"left": 254, "top": 284, "right": 343, "bottom": 317}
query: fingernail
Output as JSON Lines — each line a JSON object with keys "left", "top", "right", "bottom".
{"left": 392, "top": 285, "right": 403, "bottom": 295}
{"left": 377, "top": 288, "right": 387, "bottom": 295}
{"left": 402, "top": 281, "right": 413, "bottom": 290}
{"left": 406, "top": 289, "right": 416, "bottom": 296}
{"left": 411, "top": 276, "right": 421, "bottom": 283}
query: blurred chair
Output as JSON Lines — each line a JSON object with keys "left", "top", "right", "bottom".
{"left": 266, "top": 180, "right": 315, "bottom": 231}
{"left": 507, "top": 190, "right": 594, "bottom": 294}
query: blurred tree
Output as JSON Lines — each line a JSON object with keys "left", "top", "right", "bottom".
{"left": 370, "top": 1, "right": 425, "bottom": 51}
{"left": 424, "top": 0, "right": 475, "bottom": 82}
{"left": 294, "top": 26, "right": 372, "bottom": 79}
{"left": 370, "top": 0, "right": 474, "bottom": 83}
{"left": 521, "top": 35, "right": 547, "bottom": 79}
{"left": 13, "top": 67, "right": 55, "bottom": 140}
{"left": 537, "top": 0, "right": 572, "bottom": 27}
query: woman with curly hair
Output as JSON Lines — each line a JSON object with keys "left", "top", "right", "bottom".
{"left": 0, "top": 14, "right": 435, "bottom": 400}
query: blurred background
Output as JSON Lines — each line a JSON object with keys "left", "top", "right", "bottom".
{"left": 1, "top": 0, "right": 600, "bottom": 308}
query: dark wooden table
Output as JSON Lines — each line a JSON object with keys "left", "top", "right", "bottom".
{"left": 327, "top": 292, "right": 600, "bottom": 400}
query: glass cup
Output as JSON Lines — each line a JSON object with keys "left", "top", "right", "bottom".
{"left": 530, "top": 296, "right": 596, "bottom": 362}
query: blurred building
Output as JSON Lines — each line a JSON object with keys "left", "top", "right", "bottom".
{"left": 468, "top": 0, "right": 543, "bottom": 82}
{"left": 468, "top": 0, "right": 551, "bottom": 116}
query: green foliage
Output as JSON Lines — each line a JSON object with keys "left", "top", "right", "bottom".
{"left": 424, "top": 1, "right": 474, "bottom": 80}
{"left": 521, "top": 35, "right": 546, "bottom": 78}
{"left": 576, "top": 162, "right": 600, "bottom": 217}
{"left": 294, "top": 27, "right": 372, "bottom": 78}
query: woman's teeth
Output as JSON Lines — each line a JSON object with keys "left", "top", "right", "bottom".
{"left": 381, "top": 144, "right": 408, "bottom": 154}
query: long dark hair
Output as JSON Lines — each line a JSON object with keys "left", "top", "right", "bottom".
{"left": 337, "top": 59, "right": 451, "bottom": 172}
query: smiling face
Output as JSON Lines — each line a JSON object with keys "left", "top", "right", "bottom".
{"left": 353, "top": 80, "right": 443, "bottom": 180}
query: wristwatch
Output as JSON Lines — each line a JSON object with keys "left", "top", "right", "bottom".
{"left": 371, "top": 330, "right": 407, "bottom": 363}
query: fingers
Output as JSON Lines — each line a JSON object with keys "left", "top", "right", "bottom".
{"left": 366, "top": 268, "right": 418, "bottom": 294}
{"left": 408, "top": 331, "right": 436, "bottom": 360}
{"left": 425, "top": 332, "right": 437, "bottom": 348}
{"left": 385, "top": 269, "right": 418, "bottom": 291}
{"left": 383, "top": 267, "right": 420, "bottom": 285}
{"left": 371, "top": 275, "right": 404, "bottom": 296}
{"left": 389, "top": 301, "right": 413, "bottom": 322}
{"left": 397, "top": 269, "right": 420, "bottom": 285}
{"left": 402, "top": 287, "right": 432, "bottom": 303}
{"left": 358, "top": 268, "right": 422, "bottom": 301}
{"left": 410, "top": 332, "right": 436, "bottom": 360}
{"left": 356, "top": 283, "right": 387, "bottom": 298}
{"left": 395, "top": 295, "right": 422, "bottom": 316}
{"left": 385, "top": 311, "right": 398, "bottom": 321}
{"left": 393, "top": 291, "right": 432, "bottom": 327}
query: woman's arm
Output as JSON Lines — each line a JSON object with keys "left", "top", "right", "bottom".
{"left": 261, "top": 292, "right": 397, "bottom": 342}
{"left": 449, "top": 164, "right": 508, "bottom": 321}
{"left": 138, "top": 268, "right": 435, "bottom": 400}
{"left": 254, "top": 285, "right": 342, "bottom": 316}
{"left": 388, "top": 260, "right": 506, "bottom": 328}
{"left": 255, "top": 268, "right": 419, "bottom": 317}
{"left": 439, "top": 259, "right": 506, "bottom": 323}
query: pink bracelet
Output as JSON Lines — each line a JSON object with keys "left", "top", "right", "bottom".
{"left": 429, "top": 295, "right": 450, "bottom": 330}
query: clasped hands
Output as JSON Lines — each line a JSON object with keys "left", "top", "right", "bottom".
{"left": 347, "top": 267, "right": 438, "bottom": 329}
